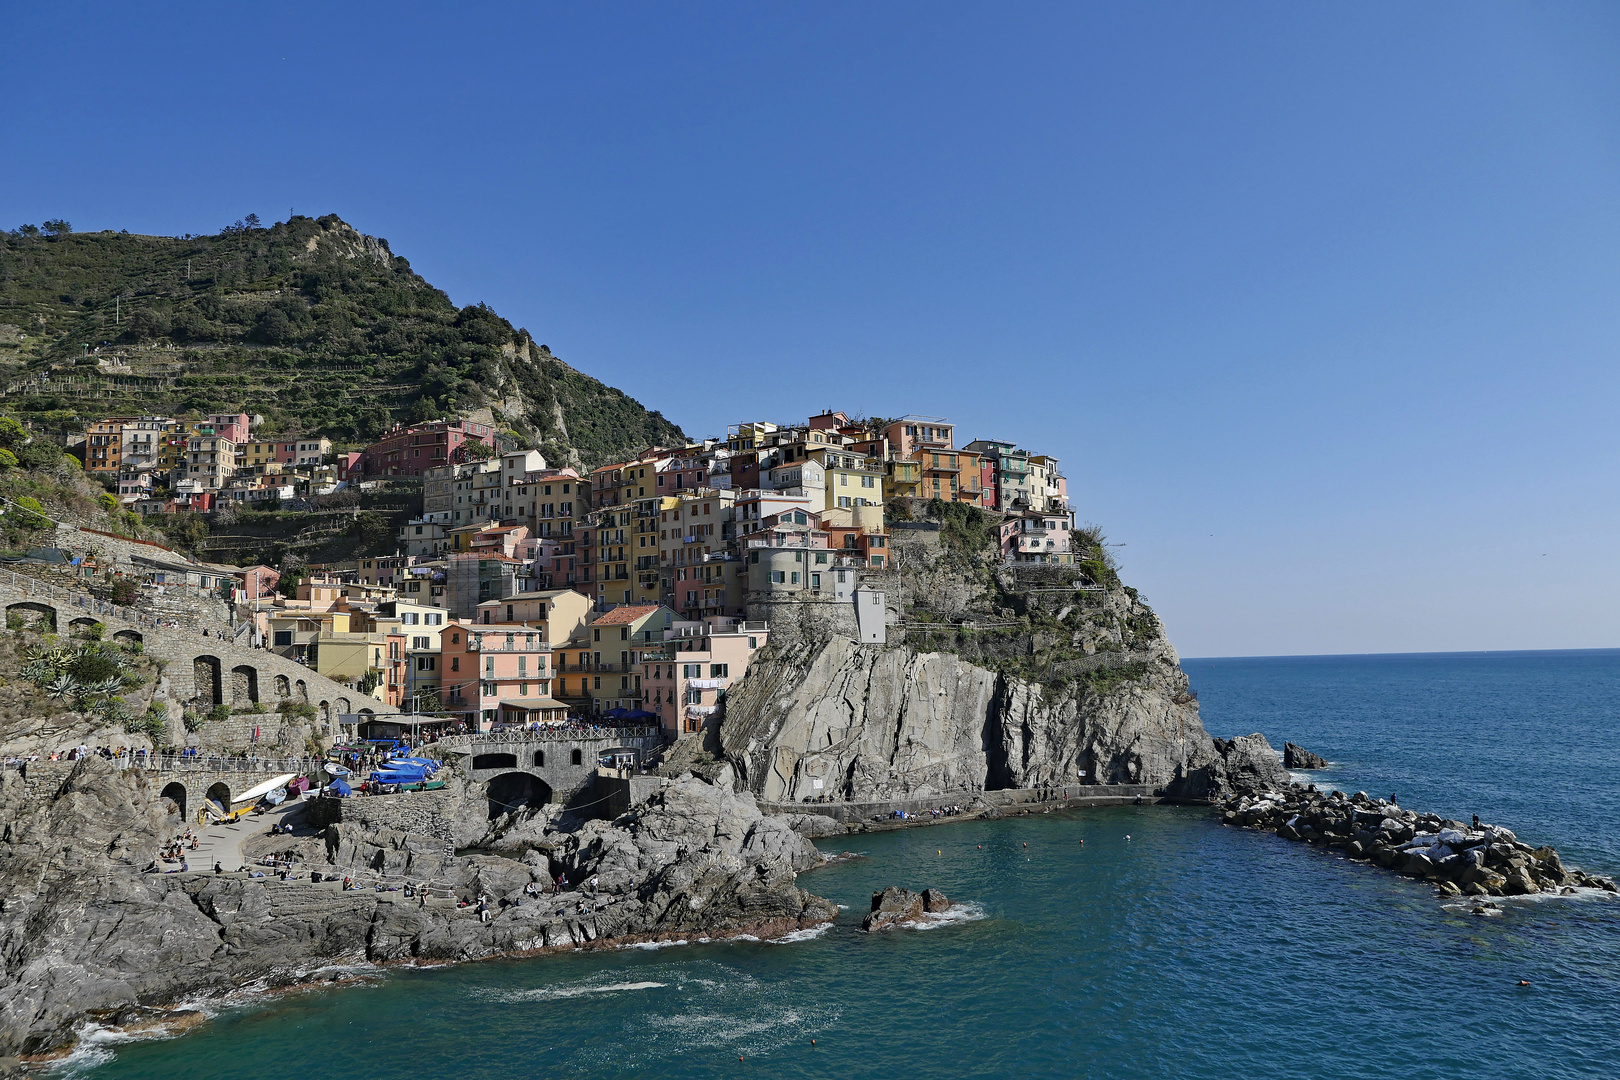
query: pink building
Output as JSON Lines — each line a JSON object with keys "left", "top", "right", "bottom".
{"left": 882, "top": 415, "right": 954, "bottom": 458}
{"left": 641, "top": 617, "right": 768, "bottom": 736}
{"left": 206, "top": 413, "right": 252, "bottom": 443}
{"left": 440, "top": 620, "right": 554, "bottom": 729}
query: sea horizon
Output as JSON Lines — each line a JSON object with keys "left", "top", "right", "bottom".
{"left": 1182, "top": 646, "right": 1620, "bottom": 662}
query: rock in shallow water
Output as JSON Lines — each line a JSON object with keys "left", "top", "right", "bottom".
{"left": 1283, "top": 743, "right": 1329, "bottom": 769}
{"left": 861, "top": 886, "right": 952, "bottom": 931}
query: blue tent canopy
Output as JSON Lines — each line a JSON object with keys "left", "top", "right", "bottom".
{"left": 328, "top": 778, "right": 353, "bottom": 797}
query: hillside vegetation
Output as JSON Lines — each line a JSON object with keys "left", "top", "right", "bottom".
{"left": 0, "top": 216, "right": 684, "bottom": 466}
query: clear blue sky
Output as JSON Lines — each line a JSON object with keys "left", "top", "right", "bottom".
{"left": 5, "top": 2, "right": 1619, "bottom": 657}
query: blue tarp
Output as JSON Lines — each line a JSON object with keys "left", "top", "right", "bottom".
{"left": 328, "top": 778, "right": 352, "bottom": 797}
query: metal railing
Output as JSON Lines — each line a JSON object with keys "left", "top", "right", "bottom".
{"left": 434, "top": 725, "right": 662, "bottom": 749}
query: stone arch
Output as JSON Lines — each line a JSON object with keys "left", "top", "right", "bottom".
{"left": 194, "top": 655, "right": 222, "bottom": 705}
{"left": 486, "top": 772, "right": 550, "bottom": 819}
{"left": 113, "top": 629, "right": 143, "bottom": 646}
{"left": 318, "top": 700, "right": 331, "bottom": 725}
{"left": 159, "top": 781, "right": 187, "bottom": 818}
{"left": 570, "top": 748, "right": 582, "bottom": 766}
{"left": 204, "top": 781, "right": 232, "bottom": 817}
{"left": 273, "top": 674, "right": 291, "bottom": 698}
{"left": 68, "top": 617, "right": 100, "bottom": 637}
{"left": 230, "top": 665, "right": 259, "bottom": 705}
{"left": 472, "top": 752, "right": 518, "bottom": 771}
{"left": 533, "top": 749, "right": 545, "bottom": 767}
{"left": 358, "top": 707, "right": 374, "bottom": 716}
{"left": 336, "top": 697, "right": 352, "bottom": 715}
{"left": 6, "top": 602, "right": 56, "bottom": 633}
{"left": 296, "top": 680, "right": 308, "bottom": 702}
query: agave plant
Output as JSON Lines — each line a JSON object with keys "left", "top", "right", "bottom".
{"left": 20, "top": 660, "right": 58, "bottom": 685}
{"left": 87, "top": 676, "right": 125, "bottom": 699}
{"left": 45, "top": 674, "right": 82, "bottom": 701}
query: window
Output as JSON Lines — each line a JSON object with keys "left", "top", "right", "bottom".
{"left": 593, "top": 629, "right": 601, "bottom": 642}
{"left": 748, "top": 637, "right": 757, "bottom": 649}
{"left": 412, "top": 636, "right": 430, "bottom": 649}
{"left": 790, "top": 572, "right": 799, "bottom": 584}
{"left": 685, "top": 688, "right": 703, "bottom": 705}
{"left": 620, "top": 627, "right": 628, "bottom": 640}
{"left": 710, "top": 664, "right": 729, "bottom": 678}
{"left": 451, "top": 633, "right": 460, "bottom": 644}
{"left": 415, "top": 656, "right": 436, "bottom": 671}
{"left": 571, "top": 749, "right": 582, "bottom": 766}
{"left": 771, "top": 571, "right": 785, "bottom": 584}
{"left": 593, "top": 676, "right": 601, "bottom": 689}
{"left": 683, "top": 663, "right": 700, "bottom": 678}
{"left": 810, "top": 573, "right": 821, "bottom": 588}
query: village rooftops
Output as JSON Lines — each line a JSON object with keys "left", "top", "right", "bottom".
{"left": 590, "top": 604, "right": 665, "bottom": 626}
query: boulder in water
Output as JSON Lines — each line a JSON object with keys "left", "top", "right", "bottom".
{"left": 862, "top": 886, "right": 951, "bottom": 931}
{"left": 1283, "top": 742, "right": 1328, "bottom": 769}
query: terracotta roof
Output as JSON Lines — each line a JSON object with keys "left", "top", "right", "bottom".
{"left": 589, "top": 605, "right": 664, "bottom": 626}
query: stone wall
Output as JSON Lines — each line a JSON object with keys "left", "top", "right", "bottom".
{"left": 0, "top": 578, "right": 394, "bottom": 751}
{"left": 305, "top": 789, "right": 459, "bottom": 841}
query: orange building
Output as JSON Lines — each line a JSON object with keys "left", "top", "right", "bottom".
{"left": 84, "top": 417, "right": 136, "bottom": 474}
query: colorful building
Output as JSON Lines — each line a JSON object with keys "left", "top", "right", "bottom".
{"left": 641, "top": 617, "right": 769, "bottom": 735}
{"left": 439, "top": 620, "right": 553, "bottom": 729}
{"left": 355, "top": 419, "right": 496, "bottom": 479}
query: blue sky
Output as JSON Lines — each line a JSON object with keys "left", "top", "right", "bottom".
{"left": 4, "top": 2, "right": 1619, "bottom": 657}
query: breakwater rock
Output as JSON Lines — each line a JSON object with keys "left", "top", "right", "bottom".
{"left": 860, "top": 886, "right": 952, "bottom": 931}
{"left": 0, "top": 759, "right": 834, "bottom": 1058}
{"left": 1220, "top": 784, "right": 1620, "bottom": 897}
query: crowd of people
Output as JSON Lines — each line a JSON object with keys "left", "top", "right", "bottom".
{"left": 889, "top": 803, "right": 969, "bottom": 821}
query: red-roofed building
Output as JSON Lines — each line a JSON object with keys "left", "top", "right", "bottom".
{"left": 355, "top": 420, "right": 496, "bottom": 479}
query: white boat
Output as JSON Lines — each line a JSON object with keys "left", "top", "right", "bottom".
{"left": 324, "top": 763, "right": 352, "bottom": 777}
{"left": 263, "top": 788, "right": 288, "bottom": 807}
{"left": 233, "top": 773, "right": 298, "bottom": 805}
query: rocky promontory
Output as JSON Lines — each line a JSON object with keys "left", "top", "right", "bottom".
{"left": 1220, "top": 784, "right": 1620, "bottom": 897}
{"left": 0, "top": 759, "right": 834, "bottom": 1059}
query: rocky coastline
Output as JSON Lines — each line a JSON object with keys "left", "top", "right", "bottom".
{"left": 1219, "top": 783, "right": 1620, "bottom": 898}
{"left": 0, "top": 758, "right": 834, "bottom": 1062}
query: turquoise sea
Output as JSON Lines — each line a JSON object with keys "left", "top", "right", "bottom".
{"left": 68, "top": 650, "right": 1620, "bottom": 1079}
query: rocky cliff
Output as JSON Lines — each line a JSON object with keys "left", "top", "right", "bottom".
{"left": 721, "top": 634, "right": 1280, "bottom": 802}
{"left": 0, "top": 760, "right": 832, "bottom": 1058}
{"left": 721, "top": 501, "right": 1284, "bottom": 803}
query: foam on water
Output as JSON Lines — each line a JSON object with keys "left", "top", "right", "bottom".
{"left": 479, "top": 980, "right": 667, "bottom": 1002}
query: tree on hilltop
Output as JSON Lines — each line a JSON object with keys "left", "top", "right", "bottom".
{"left": 41, "top": 219, "right": 72, "bottom": 237}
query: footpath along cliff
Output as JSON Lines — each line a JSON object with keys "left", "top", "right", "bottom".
{"left": 720, "top": 501, "right": 1283, "bottom": 805}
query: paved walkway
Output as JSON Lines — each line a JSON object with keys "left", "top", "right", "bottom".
{"left": 162, "top": 800, "right": 306, "bottom": 873}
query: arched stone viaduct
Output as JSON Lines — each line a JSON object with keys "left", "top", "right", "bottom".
{"left": 0, "top": 578, "right": 397, "bottom": 736}
{"left": 443, "top": 728, "right": 666, "bottom": 818}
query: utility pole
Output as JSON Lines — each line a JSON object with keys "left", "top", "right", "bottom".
{"left": 115, "top": 296, "right": 119, "bottom": 325}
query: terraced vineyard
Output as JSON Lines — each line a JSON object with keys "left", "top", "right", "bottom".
{"left": 0, "top": 215, "right": 684, "bottom": 467}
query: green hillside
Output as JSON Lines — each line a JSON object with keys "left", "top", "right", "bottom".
{"left": 0, "top": 215, "right": 684, "bottom": 466}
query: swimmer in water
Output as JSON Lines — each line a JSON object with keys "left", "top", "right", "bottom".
{"left": 1125, "top": 834, "right": 1132, "bottom": 841}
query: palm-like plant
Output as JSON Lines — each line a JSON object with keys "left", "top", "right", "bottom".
{"left": 20, "top": 660, "right": 58, "bottom": 685}
{"left": 87, "top": 677, "right": 125, "bottom": 698}
{"left": 45, "top": 674, "right": 82, "bottom": 701}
